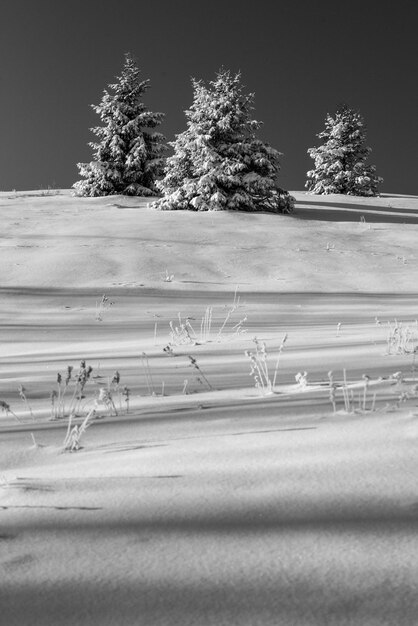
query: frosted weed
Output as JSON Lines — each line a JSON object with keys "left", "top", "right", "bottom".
{"left": 0, "top": 400, "right": 21, "bottom": 422}
{"left": 386, "top": 320, "right": 417, "bottom": 355}
{"left": 63, "top": 413, "right": 94, "bottom": 452}
{"left": 188, "top": 355, "right": 213, "bottom": 391}
{"left": 246, "top": 338, "right": 273, "bottom": 395}
{"left": 162, "top": 268, "right": 174, "bottom": 282}
{"left": 168, "top": 289, "right": 247, "bottom": 347}
{"left": 295, "top": 371, "right": 308, "bottom": 389}
{"left": 95, "top": 294, "right": 114, "bottom": 321}
{"left": 140, "top": 352, "right": 157, "bottom": 395}
{"left": 18, "top": 385, "right": 34, "bottom": 421}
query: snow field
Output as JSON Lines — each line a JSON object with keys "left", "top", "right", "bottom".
{"left": 1, "top": 190, "right": 418, "bottom": 625}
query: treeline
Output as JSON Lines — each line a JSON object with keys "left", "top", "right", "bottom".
{"left": 74, "top": 53, "right": 383, "bottom": 211}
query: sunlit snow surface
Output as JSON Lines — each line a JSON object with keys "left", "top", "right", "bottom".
{"left": 1, "top": 190, "right": 418, "bottom": 625}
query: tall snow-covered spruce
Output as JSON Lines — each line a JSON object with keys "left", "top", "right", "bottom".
{"left": 154, "top": 70, "right": 294, "bottom": 213}
{"left": 306, "top": 104, "right": 383, "bottom": 196}
{"left": 74, "top": 54, "right": 167, "bottom": 196}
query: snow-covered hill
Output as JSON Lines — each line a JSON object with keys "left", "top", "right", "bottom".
{"left": 1, "top": 190, "right": 418, "bottom": 626}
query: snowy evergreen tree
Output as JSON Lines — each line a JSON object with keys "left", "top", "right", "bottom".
{"left": 306, "top": 104, "right": 383, "bottom": 196}
{"left": 74, "top": 54, "right": 167, "bottom": 197}
{"left": 154, "top": 70, "right": 293, "bottom": 213}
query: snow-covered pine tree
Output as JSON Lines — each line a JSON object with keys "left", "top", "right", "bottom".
{"left": 154, "top": 69, "right": 294, "bottom": 213}
{"left": 306, "top": 104, "right": 383, "bottom": 196}
{"left": 73, "top": 53, "right": 167, "bottom": 197}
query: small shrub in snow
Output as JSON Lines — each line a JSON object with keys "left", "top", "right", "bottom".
{"left": 192, "top": 304, "right": 246, "bottom": 344}
{"left": 122, "top": 386, "right": 130, "bottom": 413}
{"left": 162, "top": 269, "right": 174, "bottom": 282}
{"left": 95, "top": 294, "right": 114, "bottom": 322}
{"left": 386, "top": 320, "right": 417, "bottom": 355}
{"left": 68, "top": 360, "right": 94, "bottom": 416}
{"left": 57, "top": 367, "right": 72, "bottom": 418}
{"left": 328, "top": 371, "right": 337, "bottom": 413}
{"left": 168, "top": 294, "right": 247, "bottom": 347}
{"left": 246, "top": 337, "right": 273, "bottom": 395}
{"left": 18, "top": 385, "right": 34, "bottom": 420}
{"left": 54, "top": 361, "right": 93, "bottom": 419}
{"left": 169, "top": 314, "right": 195, "bottom": 346}
{"left": 111, "top": 370, "right": 122, "bottom": 412}
{"left": 63, "top": 413, "right": 94, "bottom": 452}
{"left": 216, "top": 295, "right": 247, "bottom": 342}
{"left": 140, "top": 352, "right": 157, "bottom": 395}
{"left": 163, "top": 344, "right": 175, "bottom": 357}
{"left": 188, "top": 356, "right": 213, "bottom": 391}
{"left": 0, "top": 400, "right": 20, "bottom": 422}
{"left": 362, "top": 374, "right": 371, "bottom": 411}
{"left": 199, "top": 306, "right": 213, "bottom": 343}
{"left": 97, "top": 387, "right": 118, "bottom": 416}
{"left": 295, "top": 371, "right": 308, "bottom": 389}
{"left": 341, "top": 369, "right": 354, "bottom": 413}
{"left": 330, "top": 369, "right": 378, "bottom": 414}
{"left": 272, "top": 333, "right": 288, "bottom": 388}
{"left": 50, "top": 390, "right": 58, "bottom": 419}
{"left": 306, "top": 104, "right": 383, "bottom": 196}
{"left": 246, "top": 334, "right": 288, "bottom": 396}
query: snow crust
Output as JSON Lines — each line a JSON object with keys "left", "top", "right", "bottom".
{"left": 1, "top": 190, "right": 418, "bottom": 625}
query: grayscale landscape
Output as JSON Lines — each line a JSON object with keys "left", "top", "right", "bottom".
{"left": 1, "top": 0, "right": 417, "bottom": 623}
{"left": 1, "top": 189, "right": 418, "bottom": 625}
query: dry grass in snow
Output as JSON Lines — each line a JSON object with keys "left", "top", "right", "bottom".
{"left": 1, "top": 189, "right": 418, "bottom": 625}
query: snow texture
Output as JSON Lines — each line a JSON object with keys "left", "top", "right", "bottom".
{"left": 1, "top": 190, "right": 418, "bottom": 625}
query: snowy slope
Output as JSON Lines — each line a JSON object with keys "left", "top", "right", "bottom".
{"left": 1, "top": 190, "right": 418, "bottom": 626}
{"left": 0, "top": 190, "right": 417, "bottom": 292}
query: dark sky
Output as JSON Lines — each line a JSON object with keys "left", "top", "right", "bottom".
{"left": 0, "top": 0, "right": 416, "bottom": 193}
